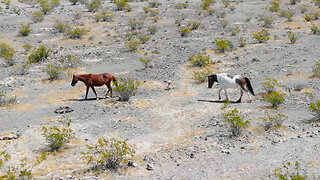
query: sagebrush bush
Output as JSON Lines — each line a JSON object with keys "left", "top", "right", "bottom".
{"left": 261, "top": 91, "right": 285, "bottom": 108}
{"left": 311, "top": 24, "right": 320, "bottom": 35}
{"left": 27, "top": 45, "right": 50, "bottom": 63}
{"left": 44, "top": 63, "right": 64, "bottom": 81}
{"left": 148, "top": 1, "right": 161, "bottom": 8}
{"left": 178, "top": 27, "right": 191, "bottom": 37}
{"left": 38, "top": 0, "right": 52, "bottom": 14}
{"left": 0, "top": 93, "right": 16, "bottom": 107}
{"left": 309, "top": 100, "right": 320, "bottom": 119}
{"left": 280, "top": 10, "right": 294, "bottom": 22}
{"left": 287, "top": 31, "right": 298, "bottom": 43}
{"left": 140, "top": 57, "right": 151, "bottom": 69}
{"left": 113, "top": 77, "right": 140, "bottom": 101}
{"left": 42, "top": 117, "right": 75, "bottom": 151}
{"left": 0, "top": 151, "right": 10, "bottom": 168}
{"left": 82, "top": 138, "right": 135, "bottom": 171}
{"left": 148, "top": 26, "right": 157, "bottom": 35}
{"left": 86, "top": 0, "right": 101, "bottom": 12}
{"left": 304, "top": 14, "right": 314, "bottom": 21}
{"left": 261, "top": 112, "right": 287, "bottom": 131}
{"left": 269, "top": 161, "right": 308, "bottom": 180}
{"left": 269, "top": 1, "right": 280, "bottom": 12}
{"left": 125, "top": 39, "right": 142, "bottom": 52}
{"left": 215, "top": 38, "right": 234, "bottom": 53}
{"left": 312, "top": 61, "right": 320, "bottom": 77}
{"left": 188, "top": 53, "right": 212, "bottom": 67}
{"left": 175, "top": 2, "right": 188, "bottom": 9}
{"left": 200, "top": 0, "right": 215, "bottom": 10}
{"left": 54, "top": 20, "right": 70, "bottom": 33}
{"left": 261, "top": 78, "right": 280, "bottom": 93}
{"left": 19, "top": 23, "right": 32, "bottom": 36}
{"left": 223, "top": 108, "right": 250, "bottom": 136}
{"left": 239, "top": 36, "right": 247, "bottom": 47}
{"left": 128, "top": 19, "right": 144, "bottom": 30}
{"left": 253, "top": 30, "right": 270, "bottom": 43}
{"left": 264, "top": 16, "right": 273, "bottom": 28}
{"left": 114, "top": 0, "right": 131, "bottom": 11}
{"left": 192, "top": 68, "right": 213, "bottom": 84}
{"left": 66, "top": 26, "right": 88, "bottom": 39}
{"left": 59, "top": 54, "right": 82, "bottom": 68}
{"left": 314, "top": 0, "right": 320, "bottom": 7}
{"left": 230, "top": 27, "right": 240, "bottom": 36}
{"left": 95, "top": 11, "right": 115, "bottom": 22}
{"left": 187, "top": 20, "right": 201, "bottom": 30}
{"left": 32, "top": 11, "right": 44, "bottom": 22}
{"left": 0, "top": 158, "right": 33, "bottom": 179}
{"left": 0, "top": 43, "right": 15, "bottom": 66}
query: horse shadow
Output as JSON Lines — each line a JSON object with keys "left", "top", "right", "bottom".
{"left": 197, "top": 99, "right": 240, "bottom": 104}
{"left": 64, "top": 97, "right": 109, "bottom": 102}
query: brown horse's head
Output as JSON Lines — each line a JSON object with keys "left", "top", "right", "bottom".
{"left": 71, "top": 74, "right": 78, "bottom": 86}
{"left": 208, "top": 74, "right": 218, "bottom": 88}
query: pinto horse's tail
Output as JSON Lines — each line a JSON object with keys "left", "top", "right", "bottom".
{"left": 245, "top": 77, "right": 255, "bottom": 96}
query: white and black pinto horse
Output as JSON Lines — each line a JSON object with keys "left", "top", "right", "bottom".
{"left": 208, "top": 73, "right": 255, "bottom": 103}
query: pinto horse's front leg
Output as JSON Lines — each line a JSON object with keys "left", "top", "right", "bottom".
{"left": 236, "top": 89, "right": 243, "bottom": 103}
{"left": 218, "top": 88, "right": 223, "bottom": 100}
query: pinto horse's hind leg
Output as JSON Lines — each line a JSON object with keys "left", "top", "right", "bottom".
{"left": 218, "top": 88, "right": 223, "bottom": 100}
{"left": 91, "top": 87, "right": 98, "bottom": 99}
{"left": 224, "top": 89, "right": 229, "bottom": 101}
{"left": 236, "top": 89, "right": 243, "bottom": 103}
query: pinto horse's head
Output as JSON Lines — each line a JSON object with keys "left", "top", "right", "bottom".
{"left": 71, "top": 74, "right": 78, "bottom": 86}
{"left": 208, "top": 74, "right": 218, "bottom": 88}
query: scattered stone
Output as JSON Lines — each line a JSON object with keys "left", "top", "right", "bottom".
{"left": 221, "top": 149, "right": 230, "bottom": 154}
{"left": 164, "top": 80, "right": 174, "bottom": 90}
{"left": 54, "top": 106, "right": 73, "bottom": 114}
{"left": 146, "top": 163, "right": 153, "bottom": 171}
{"left": 128, "top": 161, "right": 139, "bottom": 167}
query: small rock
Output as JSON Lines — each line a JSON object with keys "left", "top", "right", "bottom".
{"left": 221, "top": 149, "right": 230, "bottom": 154}
{"left": 146, "top": 163, "right": 153, "bottom": 171}
{"left": 128, "top": 161, "right": 138, "bottom": 167}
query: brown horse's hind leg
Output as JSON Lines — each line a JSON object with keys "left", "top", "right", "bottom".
{"left": 85, "top": 86, "right": 89, "bottom": 99}
{"left": 91, "top": 87, "right": 98, "bottom": 99}
{"left": 106, "top": 82, "right": 112, "bottom": 97}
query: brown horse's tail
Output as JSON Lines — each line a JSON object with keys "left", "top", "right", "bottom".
{"left": 112, "top": 76, "right": 117, "bottom": 86}
{"left": 245, "top": 77, "right": 255, "bottom": 96}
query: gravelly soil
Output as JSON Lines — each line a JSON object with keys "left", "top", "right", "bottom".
{"left": 1, "top": 0, "right": 320, "bottom": 179}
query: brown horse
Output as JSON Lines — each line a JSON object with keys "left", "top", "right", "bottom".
{"left": 71, "top": 73, "right": 116, "bottom": 99}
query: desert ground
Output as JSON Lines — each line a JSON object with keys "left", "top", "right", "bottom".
{"left": 1, "top": 0, "right": 320, "bottom": 179}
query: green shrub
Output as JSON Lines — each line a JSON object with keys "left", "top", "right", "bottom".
{"left": 175, "top": 2, "right": 188, "bottom": 9}
{"left": 32, "top": 11, "right": 44, "bottom": 22}
{"left": 82, "top": 138, "right": 135, "bottom": 171}
{"left": 148, "top": 26, "right": 157, "bottom": 35}
{"left": 0, "top": 151, "right": 10, "bottom": 169}
{"left": 113, "top": 77, "right": 140, "bottom": 101}
{"left": 188, "top": 53, "right": 212, "bottom": 67}
{"left": 54, "top": 20, "right": 70, "bottom": 33}
{"left": 261, "top": 91, "right": 285, "bottom": 108}
{"left": 94, "top": 11, "right": 115, "bottom": 22}
{"left": 230, "top": 26, "right": 240, "bottom": 36}
{"left": 269, "top": 1, "right": 280, "bottom": 12}
{"left": 0, "top": 158, "right": 33, "bottom": 179}
{"left": 44, "top": 63, "right": 63, "bottom": 81}
{"left": 178, "top": 27, "right": 191, "bottom": 37}
{"left": 314, "top": 0, "right": 320, "bottom": 7}
{"left": 125, "top": 39, "right": 142, "bottom": 52}
{"left": 42, "top": 117, "right": 75, "bottom": 151}
{"left": 289, "top": 0, "right": 299, "bottom": 5}
{"left": 38, "top": 0, "right": 52, "bottom": 14}
{"left": 309, "top": 100, "right": 320, "bottom": 119}
{"left": 261, "top": 112, "right": 287, "bottom": 131}
{"left": 0, "top": 43, "right": 15, "bottom": 66}
{"left": 128, "top": 19, "right": 144, "bottom": 30}
{"left": 269, "top": 161, "right": 308, "bottom": 180}
{"left": 252, "top": 30, "right": 270, "bottom": 43}
{"left": 4, "top": 0, "right": 10, "bottom": 9}
{"left": 311, "top": 24, "right": 320, "bottom": 35}
{"left": 59, "top": 54, "right": 82, "bottom": 68}
{"left": 261, "top": 78, "right": 280, "bottom": 93}
{"left": 138, "top": 33, "right": 151, "bottom": 44}
{"left": 114, "top": 0, "right": 131, "bottom": 11}
{"left": 215, "top": 38, "right": 233, "bottom": 53}
{"left": 264, "top": 16, "right": 273, "bottom": 28}
{"left": 69, "top": 0, "right": 79, "bottom": 5}
{"left": 86, "top": 0, "right": 101, "bottom": 12}
{"left": 222, "top": 0, "right": 230, "bottom": 7}
{"left": 300, "top": 7, "right": 308, "bottom": 13}
{"left": 192, "top": 68, "right": 213, "bottom": 84}
{"left": 140, "top": 57, "right": 151, "bottom": 69}
{"left": 19, "top": 23, "right": 32, "bottom": 36}
{"left": 187, "top": 20, "right": 201, "bottom": 30}
{"left": 148, "top": 1, "right": 161, "bottom": 8}
{"left": 313, "top": 61, "right": 320, "bottom": 77}
{"left": 287, "top": 31, "right": 298, "bottom": 43}
{"left": 200, "top": 0, "right": 215, "bottom": 10}
{"left": 50, "top": 0, "right": 60, "bottom": 7}
{"left": 223, "top": 108, "right": 250, "bottom": 136}
{"left": 66, "top": 26, "right": 88, "bottom": 39}
{"left": 27, "top": 45, "right": 50, "bottom": 64}
{"left": 304, "top": 14, "right": 314, "bottom": 21}
{"left": 280, "top": 10, "right": 294, "bottom": 22}
{"left": 0, "top": 93, "right": 16, "bottom": 107}
{"left": 239, "top": 36, "right": 246, "bottom": 47}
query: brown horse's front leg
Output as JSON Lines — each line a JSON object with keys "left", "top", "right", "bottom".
{"left": 91, "top": 87, "right": 98, "bottom": 99}
{"left": 85, "top": 86, "right": 89, "bottom": 99}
